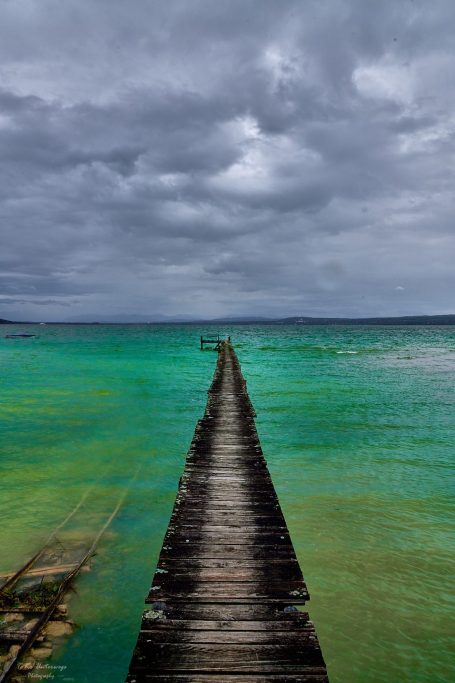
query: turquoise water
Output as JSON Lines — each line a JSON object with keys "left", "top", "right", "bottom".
{"left": 1, "top": 324, "right": 453, "bottom": 682}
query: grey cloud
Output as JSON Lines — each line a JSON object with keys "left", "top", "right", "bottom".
{"left": 0, "top": 0, "right": 454, "bottom": 321}
{"left": 0, "top": 297, "right": 79, "bottom": 307}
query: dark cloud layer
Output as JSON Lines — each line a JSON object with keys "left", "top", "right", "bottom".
{"left": 1, "top": 0, "right": 454, "bottom": 320}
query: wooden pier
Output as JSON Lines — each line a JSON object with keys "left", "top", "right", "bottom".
{"left": 126, "top": 342, "right": 328, "bottom": 682}
{"left": 200, "top": 335, "right": 222, "bottom": 351}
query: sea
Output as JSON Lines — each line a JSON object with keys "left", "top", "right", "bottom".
{"left": 1, "top": 324, "right": 453, "bottom": 683}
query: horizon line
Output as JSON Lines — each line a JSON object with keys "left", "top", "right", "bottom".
{"left": 2, "top": 313, "right": 455, "bottom": 325}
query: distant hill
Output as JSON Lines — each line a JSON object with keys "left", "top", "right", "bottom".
{"left": 64, "top": 313, "right": 196, "bottom": 323}
{"left": 277, "top": 314, "right": 455, "bottom": 326}
{"left": 194, "top": 314, "right": 455, "bottom": 325}
{"left": 2, "top": 314, "right": 455, "bottom": 325}
{"left": 206, "top": 316, "right": 273, "bottom": 323}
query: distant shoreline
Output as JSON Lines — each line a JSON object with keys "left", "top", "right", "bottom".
{"left": 2, "top": 315, "right": 455, "bottom": 326}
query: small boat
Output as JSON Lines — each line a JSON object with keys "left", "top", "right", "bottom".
{"left": 5, "top": 333, "right": 37, "bottom": 338}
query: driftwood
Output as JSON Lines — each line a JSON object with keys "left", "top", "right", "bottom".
{"left": 0, "top": 496, "right": 124, "bottom": 682}
{"left": 0, "top": 490, "right": 90, "bottom": 597}
{"left": 0, "top": 563, "right": 79, "bottom": 581}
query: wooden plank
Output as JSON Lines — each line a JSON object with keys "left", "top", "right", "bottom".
{"left": 127, "top": 676, "right": 328, "bottom": 683}
{"left": 168, "top": 518, "right": 287, "bottom": 529}
{"left": 171, "top": 512, "right": 284, "bottom": 522}
{"left": 167, "top": 523, "right": 289, "bottom": 533}
{"left": 175, "top": 496, "right": 281, "bottom": 506}
{"left": 178, "top": 478, "right": 272, "bottom": 487}
{"left": 149, "top": 576, "right": 307, "bottom": 593}
{"left": 181, "top": 471, "right": 272, "bottom": 481}
{"left": 147, "top": 583, "right": 308, "bottom": 604}
{"left": 140, "top": 618, "right": 311, "bottom": 631}
{"left": 159, "top": 546, "right": 298, "bottom": 561}
{"left": 152, "top": 566, "right": 304, "bottom": 583}
{"left": 126, "top": 674, "right": 328, "bottom": 682}
{"left": 163, "top": 532, "right": 294, "bottom": 545}
{"left": 0, "top": 563, "right": 78, "bottom": 580}
{"left": 142, "top": 604, "right": 306, "bottom": 621}
{"left": 136, "top": 629, "right": 317, "bottom": 644}
{"left": 130, "top": 642, "right": 325, "bottom": 669}
{"left": 157, "top": 558, "right": 301, "bottom": 570}
{"left": 173, "top": 501, "right": 282, "bottom": 511}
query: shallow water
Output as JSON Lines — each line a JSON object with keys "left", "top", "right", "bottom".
{"left": 1, "top": 324, "right": 453, "bottom": 682}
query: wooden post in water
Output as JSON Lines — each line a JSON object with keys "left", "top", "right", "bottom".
{"left": 126, "top": 341, "right": 329, "bottom": 681}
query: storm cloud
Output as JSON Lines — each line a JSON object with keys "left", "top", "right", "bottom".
{"left": 1, "top": 0, "right": 454, "bottom": 320}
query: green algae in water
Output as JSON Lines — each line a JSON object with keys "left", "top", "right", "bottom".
{"left": 1, "top": 324, "right": 454, "bottom": 683}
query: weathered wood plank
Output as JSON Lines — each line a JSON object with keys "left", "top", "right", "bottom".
{"left": 157, "top": 558, "right": 301, "bottom": 570}
{"left": 152, "top": 567, "right": 304, "bottom": 583}
{"left": 136, "top": 629, "right": 317, "bottom": 644}
{"left": 157, "top": 544, "right": 298, "bottom": 560}
{"left": 169, "top": 511, "right": 285, "bottom": 522}
{"left": 167, "top": 524, "right": 289, "bottom": 534}
{"left": 140, "top": 617, "right": 311, "bottom": 631}
{"left": 168, "top": 521, "right": 288, "bottom": 532}
{"left": 142, "top": 603, "right": 306, "bottom": 621}
{"left": 174, "top": 501, "right": 282, "bottom": 511}
{"left": 130, "top": 642, "right": 325, "bottom": 669}
{"left": 162, "top": 532, "right": 294, "bottom": 545}
{"left": 146, "top": 581, "right": 308, "bottom": 605}
{"left": 127, "top": 676, "right": 328, "bottom": 683}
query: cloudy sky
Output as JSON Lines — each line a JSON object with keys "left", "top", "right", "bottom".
{"left": 1, "top": 0, "right": 454, "bottom": 321}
